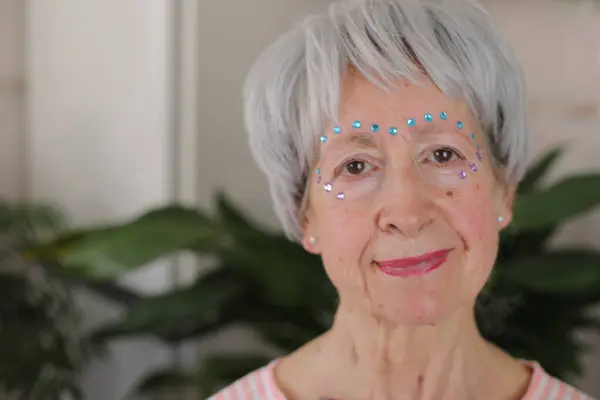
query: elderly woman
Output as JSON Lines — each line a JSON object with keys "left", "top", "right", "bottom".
{"left": 210, "top": 0, "right": 593, "bottom": 399}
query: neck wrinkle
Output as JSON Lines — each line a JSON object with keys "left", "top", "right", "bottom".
{"left": 316, "top": 301, "right": 491, "bottom": 400}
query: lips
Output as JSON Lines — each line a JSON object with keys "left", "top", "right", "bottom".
{"left": 376, "top": 249, "right": 452, "bottom": 278}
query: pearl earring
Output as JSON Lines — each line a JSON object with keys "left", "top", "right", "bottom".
{"left": 309, "top": 236, "right": 317, "bottom": 245}
{"left": 497, "top": 216, "right": 505, "bottom": 223}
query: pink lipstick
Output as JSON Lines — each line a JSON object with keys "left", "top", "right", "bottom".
{"left": 376, "top": 249, "right": 452, "bottom": 278}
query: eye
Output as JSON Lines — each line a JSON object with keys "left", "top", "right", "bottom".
{"left": 342, "top": 160, "right": 373, "bottom": 176}
{"left": 425, "top": 147, "right": 463, "bottom": 165}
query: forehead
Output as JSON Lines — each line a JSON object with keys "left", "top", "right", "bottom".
{"left": 337, "top": 69, "right": 470, "bottom": 124}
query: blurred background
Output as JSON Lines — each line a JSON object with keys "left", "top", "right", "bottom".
{"left": 1, "top": 0, "right": 599, "bottom": 399}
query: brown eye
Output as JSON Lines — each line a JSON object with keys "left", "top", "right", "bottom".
{"left": 432, "top": 148, "right": 459, "bottom": 163}
{"left": 343, "top": 160, "right": 372, "bottom": 176}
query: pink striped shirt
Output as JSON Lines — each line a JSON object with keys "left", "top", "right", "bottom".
{"left": 208, "top": 360, "right": 596, "bottom": 400}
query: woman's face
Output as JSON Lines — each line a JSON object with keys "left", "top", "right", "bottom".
{"left": 302, "top": 70, "right": 514, "bottom": 326}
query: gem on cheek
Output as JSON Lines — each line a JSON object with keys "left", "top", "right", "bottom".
{"left": 370, "top": 124, "right": 379, "bottom": 132}
{"left": 471, "top": 132, "right": 476, "bottom": 139}
{"left": 334, "top": 126, "right": 342, "bottom": 134}
{"left": 389, "top": 127, "right": 398, "bottom": 135}
{"left": 324, "top": 183, "right": 333, "bottom": 192}
{"left": 317, "top": 176, "right": 322, "bottom": 184}
{"left": 459, "top": 170, "right": 467, "bottom": 180}
{"left": 407, "top": 118, "right": 416, "bottom": 127}
{"left": 337, "top": 192, "right": 345, "bottom": 200}
{"left": 320, "top": 135, "right": 327, "bottom": 143}
{"left": 456, "top": 121, "right": 464, "bottom": 129}
{"left": 425, "top": 113, "right": 433, "bottom": 122}
{"left": 440, "top": 112, "right": 448, "bottom": 120}
{"left": 470, "top": 163, "right": 478, "bottom": 172}
{"left": 352, "top": 121, "right": 361, "bottom": 129}
{"left": 316, "top": 168, "right": 321, "bottom": 175}
{"left": 476, "top": 151, "right": 483, "bottom": 161}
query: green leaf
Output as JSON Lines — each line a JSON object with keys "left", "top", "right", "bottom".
{"left": 511, "top": 174, "right": 600, "bottom": 231}
{"left": 91, "top": 267, "right": 247, "bottom": 343}
{"left": 500, "top": 249, "right": 600, "bottom": 294}
{"left": 518, "top": 147, "right": 564, "bottom": 194}
{"left": 131, "top": 368, "right": 193, "bottom": 396}
{"left": 48, "top": 206, "right": 222, "bottom": 279}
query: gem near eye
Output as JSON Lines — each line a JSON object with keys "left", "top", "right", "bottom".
{"left": 320, "top": 135, "right": 327, "bottom": 143}
{"left": 407, "top": 118, "right": 416, "bottom": 127}
{"left": 324, "top": 183, "right": 333, "bottom": 192}
{"left": 440, "top": 112, "right": 448, "bottom": 120}
{"left": 333, "top": 126, "right": 342, "bottom": 134}
{"left": 352, "top": 121, "right": 361, "bottom": 129}
{"left": 425, "top": 113, "right": 433, "bottom": 122}
{"left": 389, "top": 127, "right": 398, "bottom": 135}
{"left": 456, "top": 121, "right": 464, "bottom": 129}
{"left": 370, "top": 124, "right": 379, "bottom": 132}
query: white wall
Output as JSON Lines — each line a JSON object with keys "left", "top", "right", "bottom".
{"left": 0, "top": 0, "right": 26, "bottom": 200}
{"left": 26, "top": 1, "right": 181, "bottom": 399}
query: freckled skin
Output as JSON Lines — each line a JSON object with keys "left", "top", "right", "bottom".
{"left": 277, "top": 71, "right": 528, "bottom": 400}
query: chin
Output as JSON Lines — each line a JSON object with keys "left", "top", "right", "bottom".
{"left": 372, "top": 288, "right": 469, "bottom": 326}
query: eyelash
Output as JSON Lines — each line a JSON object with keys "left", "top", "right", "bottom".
{"left": 334, "top": 146, "right": 466, "bottom": 176}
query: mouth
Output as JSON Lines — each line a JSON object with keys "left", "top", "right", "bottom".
{"left": 375, "top": 249, "right": 453, "bottom": 278}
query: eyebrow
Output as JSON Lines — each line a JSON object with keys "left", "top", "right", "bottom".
{"left": 329, "top": 132, "right": 378, "bottom": 149}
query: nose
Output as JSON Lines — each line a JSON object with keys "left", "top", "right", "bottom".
{"left": 375, "top": 167, "right": 437, "bottom": 237}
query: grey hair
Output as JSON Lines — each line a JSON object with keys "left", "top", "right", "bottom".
{"left": 243, "top": 0, "right": 529, "bottom": 241}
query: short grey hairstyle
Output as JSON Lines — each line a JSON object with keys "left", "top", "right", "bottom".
{"left": 243, "top": 0, "right": 528, "bottom": 241}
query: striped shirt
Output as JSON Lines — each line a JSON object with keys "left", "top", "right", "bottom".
{"left": 207, "top": 359, "right": 596, "bottom": 400}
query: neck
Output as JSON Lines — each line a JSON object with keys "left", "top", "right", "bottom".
{"left": 277, "top": 301, "right": 530, "bottom": 400}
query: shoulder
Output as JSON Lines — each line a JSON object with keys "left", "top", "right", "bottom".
{"left": 520, "top": 360, "right": 596, "bottom": 400}
{"left": 207, "top": 360, "right": 287, "bottom": 400}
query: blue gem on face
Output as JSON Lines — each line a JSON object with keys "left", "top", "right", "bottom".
{"left": 407, "top": 118, "right": 416, "bottom": 127}
{"left": 370, "top": 124, "right": 379, "bottom": 132}
{"left": 333, "top": 126, "right": 342, "bottom": 134}
{"left": 317, "top": 153, "right": 321, "bottom": 159}
{"left": 316, "top": 168, "right": 321, "bottom": 175}
{"left": 457, "top": 121, "right": 464, "bottom": 129}
{"left": 320, "top": 135, "right": 327, "bottom": 143}
{"left": 425, "top": 113, "right": 433, "bottom": 122}
{"left": 389, "top": 127, "right": 398, "bottom": 135}
{"left": 440, "top": 112, "right": 448, "bottom": 120}
{"left": 352, "top": 121, "right": 361, "bottom": 129}
{"left": 471, "top": 132, "right": 476, "bottom": 139}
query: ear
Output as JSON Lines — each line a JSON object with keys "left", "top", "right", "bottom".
{"left": 300, "top": 207, "right": 321, "bottom": 254}
{"left": 496, "top": 183, "right": 516, "bottom": 229}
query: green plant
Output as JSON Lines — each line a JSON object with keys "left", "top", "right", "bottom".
{"left": 0, "top": 202, "right": 91, "bottom": 400}
{"left": 32, "top": 147, "right": 600, "bottom": 398}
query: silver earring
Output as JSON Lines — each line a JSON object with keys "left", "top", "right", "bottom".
{"left": 497, "top": 216, "right": 505, "bottom": 223}
{"left": 309, "top": 236, "right": 317, "bottom": 245}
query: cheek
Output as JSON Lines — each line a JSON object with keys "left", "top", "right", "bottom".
{"left": 451, "top": 183, "right": 499, "bottom": 276}
{"left": 316, "top": 202, "right": 372, "bottom": 283}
